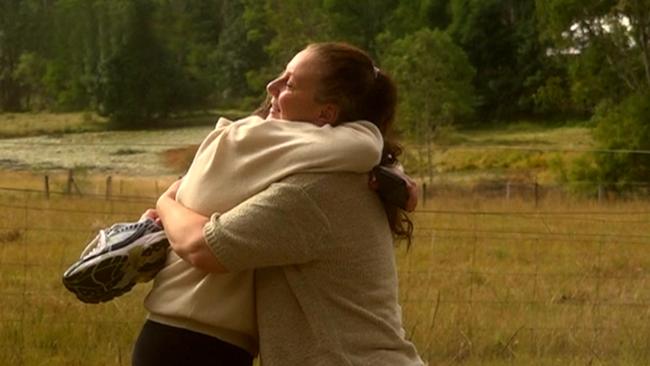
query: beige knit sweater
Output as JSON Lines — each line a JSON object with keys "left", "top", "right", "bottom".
{"left": 144, "top": 115, "right": 382, "bottom": 355}
{"left": 204, "top": 173, "right": 425, "bottom": 365}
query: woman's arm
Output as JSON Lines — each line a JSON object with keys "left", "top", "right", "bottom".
{"left": 155, "top": 180, "right": 228, "bottom": 273}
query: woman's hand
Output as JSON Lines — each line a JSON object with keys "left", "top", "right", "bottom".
{"left": 370, "top": 165, "right": 419, "bottom": 212}
{"left": 160, "top": 179, "right": 182, "bottom": 201}
{"left": 403, "top": 174, "right": 419, "bottom": 212}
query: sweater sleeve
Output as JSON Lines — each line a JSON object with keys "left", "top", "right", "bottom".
{"left": 202, "top": 181, "right": 331, "bottom": 271}
{"left": 243, "top": 119, "right": 383, "bottom": 172}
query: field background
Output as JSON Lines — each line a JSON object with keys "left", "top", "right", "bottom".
{"left": 1, "top": 114, "right": 650, "bottom": 365}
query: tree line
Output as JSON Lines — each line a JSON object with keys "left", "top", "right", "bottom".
{"left": 1, "top": 0, "right": 649, "bottom": 185}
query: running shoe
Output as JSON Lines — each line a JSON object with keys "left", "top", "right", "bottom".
{"left": 62, "top": 218, "right": 169, "bottom": 304}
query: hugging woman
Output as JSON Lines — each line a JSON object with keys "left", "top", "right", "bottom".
{"left": 133, "top": 42, "right": 425, "bottom": 366}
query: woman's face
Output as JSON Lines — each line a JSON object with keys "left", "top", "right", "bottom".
{"left": 266, "top": 50, "right": 333, "bottom": 124}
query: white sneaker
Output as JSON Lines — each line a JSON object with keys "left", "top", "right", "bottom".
{"left": 62, "top": 218, "right": 169, "bottom": 303}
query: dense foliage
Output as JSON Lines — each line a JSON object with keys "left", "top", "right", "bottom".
{"left": 0, "top": 0, "right": 541, "bottom": 126}
{"left": 1, "top": 0, "right": 650, "bottom": 185}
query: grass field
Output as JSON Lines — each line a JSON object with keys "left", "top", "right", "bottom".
{"left": 2, "top": 113, "right": 649, "bottom": 364}
{"left": 0, "top": 112, "right": 107, "bottom": 138}
{"left": 402, "top": 120, "right": 594, "bottom": 185}
{"left": 1, "top": 173, "right": 650, "bottom": 365}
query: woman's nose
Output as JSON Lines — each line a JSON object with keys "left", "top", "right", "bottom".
{"left": 267, "top": 78, "right": 279, "bottom": 97}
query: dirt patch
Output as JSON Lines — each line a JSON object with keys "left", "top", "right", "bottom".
{"left": 161, "top": 145, "right": 199, "bottom": 173}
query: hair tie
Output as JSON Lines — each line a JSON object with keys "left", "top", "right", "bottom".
{"left": 373, "top": 66, "right": 380, "bottom": 79}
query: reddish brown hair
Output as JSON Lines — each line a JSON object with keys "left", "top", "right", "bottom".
{"left": 306, "top": 42, "right": 412, "bottom": 244}
{"left": 256, "top": 42, "right": 413, "bottom": 244}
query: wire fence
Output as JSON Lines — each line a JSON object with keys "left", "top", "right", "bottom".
{"left": 0, "top": 141, "right": 649, "bottom": 364}
{"left": 1, "top": 180, "right": 650, "bottom": 365}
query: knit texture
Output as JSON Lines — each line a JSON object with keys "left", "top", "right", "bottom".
{"left": 204, "top": 173, "right": 425, "bottom": 365}
{"left": 144, "top": 116, "right": 382, "bottom": 355}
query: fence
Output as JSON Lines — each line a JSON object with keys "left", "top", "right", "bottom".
{"left": 1, "top": 182, "right": 650, "bottom": 365}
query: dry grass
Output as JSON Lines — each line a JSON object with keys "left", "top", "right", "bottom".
{"left": 1, "top": 172, "right": 650, "bottom": 365}
{"left": 0, "top": 112, "right": 107, "bottom": 138}
{"left": 402, "top": 122, "right": 594, "bottom": 185}
{"left": 397, "top": 192, "right": 650, "bottom": 365}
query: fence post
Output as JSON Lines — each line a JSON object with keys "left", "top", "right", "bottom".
{"left": 66, "top": 169, "right": 82, "bottom": 196}
{"left": 533, "top": 181, "right": 539, "bottom": 208}
{"left": 506, "top": 181, "right": 511, "bottom": 200}
{"left": 106, "top": 176, "right": 112, "bottom": 200}
{"left": 44, "top": 175, "right": 50, "bottom": 199}
{"left": 598, "top": 184, "right": 603, "bottom": 203}
{"left": 422, "top": 182, "right": 427, "bottom": 206}
{"left": 66, "top": 170, "right": 73, "bottom": 195}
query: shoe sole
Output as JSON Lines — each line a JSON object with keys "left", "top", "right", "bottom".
{"left": 63, "top": 231, "right": 169, "bottom": 304}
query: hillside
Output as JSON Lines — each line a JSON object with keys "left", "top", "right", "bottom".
{"left": 402, "top": 121, "right": 593, "bottom": 185}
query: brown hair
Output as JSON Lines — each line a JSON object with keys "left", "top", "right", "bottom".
{"left": 255, "top": 42, "right": 413, "bottom": 245}
{"left": 306, "top": 42, "right": 413, "bottom": 245}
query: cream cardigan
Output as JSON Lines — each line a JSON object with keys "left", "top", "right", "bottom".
{"left": 144, "top": 115, "right": 382, "bottom": 354}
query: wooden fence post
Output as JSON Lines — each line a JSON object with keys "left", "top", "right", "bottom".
{"left": 598, "top": 184, "right": 603, "bottom": 203}
{"left": 66, "top": 170, "right": 73, "bottom": 195}
{"left": 106, "top": 176, "right": 112, "bottom": 200}
{"left": 44, "top": 175, "right": 50, "bottom": 199}
{"left": 66, "top": 169, "right": 82, "bottom": 196}
{"left": 422, "top": 182, "right": 427, "bottom": 206}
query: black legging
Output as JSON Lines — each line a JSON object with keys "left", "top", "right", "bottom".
{"left": 132, "top": 320, "right": 253, "bottom": 366}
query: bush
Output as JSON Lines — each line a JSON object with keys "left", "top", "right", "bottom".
{"left": 567, "top": 92, "right": 650, "bottom": 191}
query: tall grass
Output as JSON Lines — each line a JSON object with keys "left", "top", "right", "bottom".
{"left": 0, "top": 112, "right": 107, "bottom": 138}
{"left": 398, "top": 191, "right": 650, "bottom": 365}
{"left": 2, "top": 174, "right": 650, "bottom": 365}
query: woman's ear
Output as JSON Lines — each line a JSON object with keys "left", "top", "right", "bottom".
{"left": 316, "top": 104, "right": 340, "bottom": 126}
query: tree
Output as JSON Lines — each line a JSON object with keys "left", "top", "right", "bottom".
{"left": 99, "top": 0, "right": 185, "bottom": 128}
{"left": 32, "top": 0, "right": 132, "bottom": 111}
{"left": 448, "top": 0, "right": 545, "bottom": 121}
{"left": 537, "top": 0, "right": 650, "bottom": 106}
{"left": 0, "top": 0, "right": 50, "bottom": 111}
{"left": 241, "top": 0, "right": 334, "bottom": 100}
{"left": 382, "top": 0, "right": 452, "bottom": 38}
{"left": 322, "top": 0, "right": 398, "bottom": 55}
{"left": 382, "top": 28, "right": 475, "bottom": 181}
{"left": 564, "top": 92, "right": 650, "bottom": 192}
{"left": 210, "top": 0, "right": 270, "bottom": 107}
{"left": 538, "top": 0, "right": 650, "bottom": 188}
{"left": 154, "top": 0, "right": 223, "bottom": 108}
{"left": 13, "top": 52, "right": 47, "bottom": 110}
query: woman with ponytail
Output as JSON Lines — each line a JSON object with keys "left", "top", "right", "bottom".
{"left": 137, "top": 42, "right": 424, "bottom": 366}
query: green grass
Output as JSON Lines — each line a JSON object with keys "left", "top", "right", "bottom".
{"left": 401, "top": 121, "right": 594, "bottom": 185}
{"left": 0, "top": 110, "right": 249, "bottom": 139}
{"left": 2, "top": 173, "right": 650, "bottom": 365}
{"left": 0, "top": 112, "right": 108, "bottom": 138}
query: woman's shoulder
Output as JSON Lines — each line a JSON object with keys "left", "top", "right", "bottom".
{"left": 280, "top": 172, "right": 366, "bottom": 191}
{"left": 279, "top": 173, "right": 381, "bottom": 213}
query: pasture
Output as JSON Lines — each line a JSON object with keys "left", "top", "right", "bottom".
{"left": 1, "top": 115, "right": 649, "bottom": 365}
{"left": 1, "top": 172, "right": 650, "bottom": 365}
